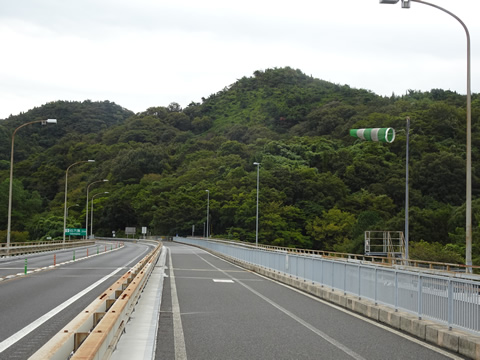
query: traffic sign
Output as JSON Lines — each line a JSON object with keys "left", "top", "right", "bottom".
{"left": 65, "top": 228, "right": 86, "bottom": 236}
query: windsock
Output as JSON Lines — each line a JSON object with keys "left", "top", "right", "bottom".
{"left": 349, "top": 128, "right": 395, "bottom": 143}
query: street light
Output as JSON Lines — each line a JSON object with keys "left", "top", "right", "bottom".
{"left": 405, "top": 117, "right": 410, "bottom": 260}
{"left": 253, "top": 162, "right": 260, "bottom": 247}
{"left": 6, "top": 119, "right": 57, "bottom": 253}
{"left": 205, "top": 190, "right": 210, "bottom": 238}
{"left": 380, "top": 0, "right": 472, "bottom": 272}
{"left": 86, "top": 179, "right": 108, "bottom": 239}
{"left": 67, "top": 204, "right": 80, "bottom": 218}
{"left": 67, "top": 204, "right": 79, "bottom": 240}
{"left": 63, "top": 160, "right": 95, "bottom": 245}
{"left": 90, "top": 192, "right": 109, "bottom": 239}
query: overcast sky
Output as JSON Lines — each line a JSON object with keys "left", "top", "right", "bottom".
{"left": 0, "top": 0, "right": 478, "bottom": 119}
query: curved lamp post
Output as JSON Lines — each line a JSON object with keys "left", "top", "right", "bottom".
{"left": 67, "top": 203, "right": 79, "bottom": 240}
{"left": 86, "top": 179, "right": 108, "bottom": 239}
{"left": 63, "top": 160, "right": 95, "bottom": 245}
{"left": 67, "top": 204, "right": 79, "bottom": 218}
{"left": 90, "top": 191, "right": 109, "bottom": 239}
{"left": 253, "top": 162, "right": 260, "bottom": 247}
{"left": 6, "top": 119, "right": 57, "bottom": 253}
{"left": 205, "top": 190, "right": 210, "bottom": 238}
{"left": 380, "top": 0, "right": 472, "bottom": 272}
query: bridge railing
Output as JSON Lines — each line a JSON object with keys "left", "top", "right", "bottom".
{"left": 176, "top": 237, "right": 480, "bottom": 336}
{"left": 212, "top": 238, "right": 479, "bottom": 274}
{"left": 0, "top": 240, "right": 96, "bottom": 257}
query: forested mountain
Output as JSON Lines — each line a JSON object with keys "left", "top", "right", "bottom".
{"left": 1, "top": 67, "right": 480, "bottom": 265}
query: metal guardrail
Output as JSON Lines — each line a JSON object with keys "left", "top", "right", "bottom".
{"left": 0, "top": 240, "right": 96, "bottom": 257}
{"left": 29, "top": 242, "right": 162, "bottom": 360}
{"left": 177, "top": 237, "right": 480, "bottom": 336}
{"left": 207, "top": 238, "right": 480, "bottom": 276}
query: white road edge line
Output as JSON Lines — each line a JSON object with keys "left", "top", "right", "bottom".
{"left": 191, "top": 248, "right": 367, "bottom": 360}
{"left": 0, "top": 266, "right": 125, "bottom": 354}
{"left": 190, "top": 246, "right": 463, "bottom": 360}
{"left": 168, "top": 248, "right": 188, "bottom": 360}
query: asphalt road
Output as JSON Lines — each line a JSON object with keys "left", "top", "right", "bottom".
{"left": 0, "top": 242, "right": 120, "bottom": 279}
{"left": 0, "top": 241, "right": 154, "bottom": 360}
{"left": 155, "top": 242, "right": 465, "bottom": 360}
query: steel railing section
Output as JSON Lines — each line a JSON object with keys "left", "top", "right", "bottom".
{"left": 29, "top": 242, "right": 162, "bottom": 360}
{"left": 190, "top": 237, "right": 480, "bottom": 275}
{"left": 0, "top": 240, "right": 96, "bottom": 257}
{"left": 176, "top": 237, "right": 480, "bottom": 335}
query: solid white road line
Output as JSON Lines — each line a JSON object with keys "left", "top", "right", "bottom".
{"left": 0, "top": 266, "right": 124, "bottom": 354}
{"left": 169, "top": 248, "right": 188, "bottom": 360}
{"left": 194, "top": 247, "right": 464, "bottom": 360}
{"left": 195, "top": 251, "right": 368, "bottom": 360}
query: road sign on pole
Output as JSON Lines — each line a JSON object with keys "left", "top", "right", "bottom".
{"left": 65, "top": 228, "right": 87, "bottom": 236}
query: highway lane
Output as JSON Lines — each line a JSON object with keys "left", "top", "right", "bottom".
{"left": 0, "top": 241, "right": 122, "bottom": 279}
{"left": 156, "top": 242, "right": 465, "bottom": 360}
{"left": 0, "top": 241, "right": 155, "bottom": 360}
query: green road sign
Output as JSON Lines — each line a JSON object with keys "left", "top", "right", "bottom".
{"left": 65, "top": 228, "right": 86, "bottom": 236}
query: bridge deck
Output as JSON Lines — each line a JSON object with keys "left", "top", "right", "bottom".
{"left": 112, "top": 242, "right": 460, "bottom": 360}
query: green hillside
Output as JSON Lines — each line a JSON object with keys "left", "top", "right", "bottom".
{"left": 1, "top": 67, "right": 480, "bottom": 265}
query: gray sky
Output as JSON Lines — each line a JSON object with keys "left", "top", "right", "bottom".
{"left": 0, "top": 0, "right": 478, "bottom": 119}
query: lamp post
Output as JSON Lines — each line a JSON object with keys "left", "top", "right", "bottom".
{"left": 67, "top": 204, "right": 79, "bottom": 240}
{"left": 6, "top": 119, "right": 57, "bottom": 253}
{"left": 63, "top": 160, "right": 95, "bottom": 245}
{"left": 380, "top": 0, "right": 472, "bottom": 272}
{"left": 405, "top": 117, "right": 410, "bottom": 260}
{"left": 86, "top": 179, "right": 108, "bottom": 239}
{"left": 91, "top": 192, "right": 109, "bottom": 239}
{"left": 67, "top": 204, "right": 79, "bottom": 218}
{"left": 205, "top": 190, "right": 210, "bottom": 238}
{"left": 254, "top": 162, "right": 260, "bottom": 247}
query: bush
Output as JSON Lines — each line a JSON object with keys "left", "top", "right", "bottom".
{"left": 0, "top": 230, "right": 30, "bottom": 243}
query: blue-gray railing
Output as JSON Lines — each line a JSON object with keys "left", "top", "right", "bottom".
{"left": 176, "top": 237, "right": 480, "bottom": 335}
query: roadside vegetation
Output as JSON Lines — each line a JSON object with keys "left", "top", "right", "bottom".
{"left": 1, "top": 67, "right": 479, "bottom": 265}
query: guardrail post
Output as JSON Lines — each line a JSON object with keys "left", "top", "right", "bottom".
{"left": 24, "top": 258, "right": 27, "bottom": 274}
{"left": 303, "top": 256, "right": 306, "bottom": 282}
{"left": 332, "top": 261, "right": 335, "bottom": 292}
{"left": 73, "top": 250, "right": 75, "bottom": 261}
{"left": 321, "top": 259, "right": 324, "bottom": 287}
{"left": 418, "top": 274, "right": 423, "bottom": 320}
{"left": 54, "top": 254, "right": 56, "bottom": 266}
{"left": 295, "top": 254, "right": 298, "bottom": 279}
{"left": 394, "top": 270, "right": 398, "bottom": 312}
{"left": 97, "top": 245, "right": 99, "bottom": 255}
{"left": 312, "top": 256, "right": 315, "bottom": 284}
{"left": 448, "top": 279, "right": 453, "bottom": 330}
{"left": 358, "top": 264, "right": 361, "bottom": 299}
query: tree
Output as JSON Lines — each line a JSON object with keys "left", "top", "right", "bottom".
{"left": 0, "top": 179, "right": 43, "bottom": 233}
{"left": 306, "top": 208, "right": 356, "bottom": 251}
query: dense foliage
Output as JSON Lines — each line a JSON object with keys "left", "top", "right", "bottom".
{"left": 1, "top": 68, "right": 480, "bottom": 265}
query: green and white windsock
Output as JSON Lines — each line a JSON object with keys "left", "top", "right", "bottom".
{"left": 349, "top": 128, "right": 395, "bottom": 143}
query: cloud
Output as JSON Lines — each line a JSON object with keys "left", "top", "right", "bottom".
{"left": 0, "top": 0, "right": 478, "bottom": 118}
